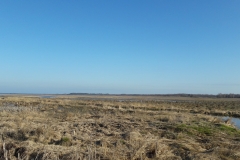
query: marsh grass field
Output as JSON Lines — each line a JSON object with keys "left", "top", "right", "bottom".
{"left": 0, "top": 95, "right": 240, "bottom": 160}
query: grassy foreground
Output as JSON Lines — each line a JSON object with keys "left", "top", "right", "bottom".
{"left": 0, "top": 95, "right": 240, "bottom": 160}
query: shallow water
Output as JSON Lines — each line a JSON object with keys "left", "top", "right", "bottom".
{"left": 40, "top": 95, "right": 55, "bottom": 98}
{"left": 222, "top": 117, "right": 240, "bottom": 129}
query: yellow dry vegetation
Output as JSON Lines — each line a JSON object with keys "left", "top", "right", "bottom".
{"left": 0, "top": 95, "right": 240, "bottom": 159}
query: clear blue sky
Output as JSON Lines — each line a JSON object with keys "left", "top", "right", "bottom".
{"left": 0, "top": 0, "right": 239, "bottom": 94}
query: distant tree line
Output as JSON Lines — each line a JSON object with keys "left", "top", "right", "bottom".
{"left": 69, "top": 93, "right": 240, "bottom": 98}
{"left": 216, "top": 93, "right": 240, "bottom": 98}
{"left": 158, "top": 94, "right": 240, "bottom": 98}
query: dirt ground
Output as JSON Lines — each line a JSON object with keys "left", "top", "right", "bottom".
{"left": 0, "top": 95, "right": 240, "bottom": 160}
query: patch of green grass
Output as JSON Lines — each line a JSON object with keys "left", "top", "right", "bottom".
{"left": 61, "top": 137, "right": 70, "bottom": 142}
{"left": 59, "top": 137, "right": 72, "bottom": 146}
{"left": 218, "top": 124, "right": 240, "bottom": 136}
{"left": 176, "top": 124, "right": 193, "bottom": 136}
{"left": 176, "top": 124, "right": 187, "bottom": 131}
{"left": 176, "top": 124, "right": 213, "bottom": 136}
{"left": 177, "top": 123, "right": 240, "bottom": 137}
{"left": 192, "top": 126, "right": 213, "bottom": 136}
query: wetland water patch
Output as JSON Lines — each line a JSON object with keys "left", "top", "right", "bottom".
{"left": 40, "top": 95, "right": 55, "bottom": 98}
{"left": 222, "top": 117, "right": 240, "bottom": 129}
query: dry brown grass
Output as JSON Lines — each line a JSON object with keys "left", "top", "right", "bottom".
{"left": 0, "top": 95, "right": 240, "bottom": 160}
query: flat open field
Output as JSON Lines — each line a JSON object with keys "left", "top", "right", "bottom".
{"left": 0, "top": 95, "right": 240, "bottom": 160}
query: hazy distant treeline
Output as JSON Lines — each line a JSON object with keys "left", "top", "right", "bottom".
{"left": 216, "top": 94, "right": 240, "bottom": 98}
{"left": 69, "top": 93, "right": 240, "bottom": 98}
{"left": 157, "top": 94, "right": 240, "bottom": 98}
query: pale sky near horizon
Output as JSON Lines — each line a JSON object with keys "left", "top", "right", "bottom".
{"left": 0, "top": 0, "right": 240, "bottom": 94}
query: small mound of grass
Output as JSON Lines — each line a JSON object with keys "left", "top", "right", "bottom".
{"left": 177, "top": 123, "right": 240, "bottom": 138}
{"left": 192, "top": 126, "right": 212, "bottom": 136}
{"left": 56, "top": 137, "right": 72, "bottom": 146}
{"left": 61, "top": 137, "right": 70, "bottom": 142}
{"left": 218, "top": 124, "right": 240, "bottom": 136}
{"left": 219, "top": 124, "right": 237, "bottom": 132}
{"left": 176, "top": 124, "right": 213, "bottom": 136}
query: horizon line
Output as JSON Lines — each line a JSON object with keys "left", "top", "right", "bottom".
{"left": 0, "top": 93, "right": 240, "bottom": 96}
